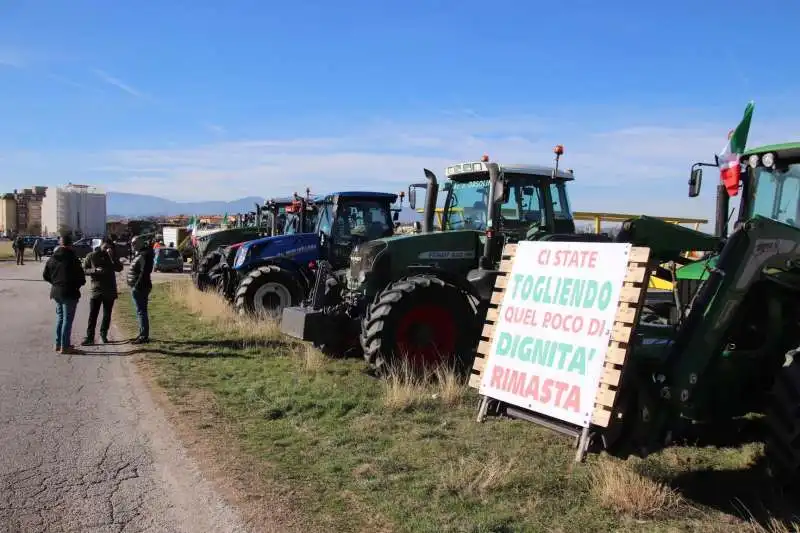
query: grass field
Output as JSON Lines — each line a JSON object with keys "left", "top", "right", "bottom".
{"left": 0, "top": 240, "right": 14, "bottom": 260}
{"left": 116, "top": 280, "right": 799, "bottom": 533}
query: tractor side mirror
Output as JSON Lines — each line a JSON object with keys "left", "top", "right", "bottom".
{"left": 413, "top": 221, "right": 421, "bottom": 233}
{"left": 408, "top": 187, "right": 417, "bottom": 210}
{"left": 393, "top": 210, "right": 399, "bottom": 222}
{"left": 487, "top": 163, "right": 508, "bottom": 204}
{"left": 689, "top": 167, "right": 703, "bottom": 198}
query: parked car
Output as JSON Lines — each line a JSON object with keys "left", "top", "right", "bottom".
{"left": 153, "top": 247, "right": 184, "bottom": 273}
{"left": 71, "top": 238, "right": 95, "bottom": 259}
{"left": 40, "top": 238, "right": 59, "bottom": 256}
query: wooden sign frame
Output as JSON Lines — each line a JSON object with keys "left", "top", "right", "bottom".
{"left": 470, "top": 242, "right": 653, "bottom": 461}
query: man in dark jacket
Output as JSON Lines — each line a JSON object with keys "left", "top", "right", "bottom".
{"left": 43, "top": 234, "right": 86, "bottom": 354}
{"left": 126, "top": 235, "right": 154, "bottom": 344}
{"left": 13, "top": 234, "right": 25, "bottom": 265}
{"left": 81, "top": 238, "right": 124, "bottom": 345}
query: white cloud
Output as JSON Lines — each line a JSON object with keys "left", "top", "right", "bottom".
{"left": 91, "top": 68, "right": 145, "bottom": 98}
{"left": 1, "top": 112, "right": 798, "bottom": 232}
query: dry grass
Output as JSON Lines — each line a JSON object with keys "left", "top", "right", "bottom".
{"left": 590, "top": 456, "right": 683, "bottom": 519}
{"left": 439, "top": 455, "right": 517, "bottom": 499}
{"left": 381, "top": 358, "right": 471, "bottom": 411}
{"left": 166, "top": 279, "right": 281, "bottom": 345}
{"left": 288, "top": 342, "right": 326, "bottom": 373}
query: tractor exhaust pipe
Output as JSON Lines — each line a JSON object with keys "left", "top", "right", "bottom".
{"left": 422, "top": 169, "right": 438, "bottom": 233}
{"left": 482, "top": 162, "right": 502, "bottom": 267}
{"left": 714, "top": 183, "right": 729, "bottom": 239}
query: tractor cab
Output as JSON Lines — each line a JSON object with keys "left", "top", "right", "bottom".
{"left": 408, "top": 151, "right": 577, "bottom": 258}
{"left": 315, "top": 191, "right": 399, "bottom": 270}
{"left": 263, "top": 190, "right": 320, "bottom": 236}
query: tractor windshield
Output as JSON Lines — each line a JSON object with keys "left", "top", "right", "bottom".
{"left": 316, "top": 199, "right": 393, "bottom": 244}
{"left": 751, "top": 164, "right": 800, "bottom": 228}
{"left": 442, "top": 175, "right": 572, "bottom": 231}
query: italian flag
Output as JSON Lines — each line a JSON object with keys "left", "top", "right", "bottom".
{"left": 718, "top": 101, "right": 754, "bottom": 197}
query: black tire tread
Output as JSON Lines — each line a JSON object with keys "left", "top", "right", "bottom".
{"left": 233, "top": 264, "right": 302, "bottom": 316}
{"left": 193, "top": 250, "right": 225, "bottom": 291}
{"left": 360, "top": 274, "right": 477, "bottom": 374}
{"left": 764, "top": 351, "right": 800, "bottom": 484}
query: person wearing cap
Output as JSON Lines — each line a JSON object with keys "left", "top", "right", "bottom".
{"left": 42, "top": 233, "right": 86, "bottom": 354}
{"left": 81, "top": 237, "right": 124, "bottom": 345}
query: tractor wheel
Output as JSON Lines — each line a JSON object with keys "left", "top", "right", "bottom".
{"left": 193, "top": 250, "right": 225, "bottom": 291}
{"left": 360, "top": 275, "right": 478, "bottom": 376}
{"left": 233, "top": 265, "right": 303, "bottom": 318}
{"left": 764, "top": 348, "right": 800, "bottom": 486}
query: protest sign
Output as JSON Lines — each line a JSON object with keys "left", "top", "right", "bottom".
{"left": 474, "top": 241, "right": 639, "bottom": 428}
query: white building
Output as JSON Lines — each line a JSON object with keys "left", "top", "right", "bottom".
{"left": 41, "top": 183, "right": 107, "bottom": 237}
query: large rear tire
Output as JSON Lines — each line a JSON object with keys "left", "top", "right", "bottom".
{"left": 764, "top": 348, "right": 800, "bottom": 486}
{"left": 233, "top": 265, "right": 303, "bottom": 318}
{"left": 193, "top": 250, "right": 225, "bottom": 291}
{"left": 360, "top": 275, "right": 478, "bottom": 376}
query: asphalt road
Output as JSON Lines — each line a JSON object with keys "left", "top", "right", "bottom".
{"left": 0, "top": 260, "right": 248, "bottom": 533}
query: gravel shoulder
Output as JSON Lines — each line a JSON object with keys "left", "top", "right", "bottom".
{"left": 0, "top": 261, "right": 250, "bottom": 533}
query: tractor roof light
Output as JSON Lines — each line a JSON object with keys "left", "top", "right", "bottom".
{"left": 762, "top": 152, "right": 775, "bottom": 167}
{"left": 554, "top": 144, "right": 565, "bottom": 156}
{"left": 481, "top": 154, "right": 489, "bottom": 162}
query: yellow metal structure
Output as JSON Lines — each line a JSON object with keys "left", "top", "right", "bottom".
{"left": 415, "top": 208, "right": 708, "bottom": 290}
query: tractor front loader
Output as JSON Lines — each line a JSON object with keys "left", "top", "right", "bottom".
{"left": 543, "top": 142, "right": 800, "bottom": 486}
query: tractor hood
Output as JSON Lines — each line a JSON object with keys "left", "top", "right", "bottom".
{"left": 233, "top": 232, "right": 320, "bottom": 270}
{"left": 348, "top": 229, "right": 484, "bottom": 292}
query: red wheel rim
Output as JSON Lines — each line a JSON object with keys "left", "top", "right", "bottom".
{"left": 395, "top": 304, "right": 457, "bottom": 370}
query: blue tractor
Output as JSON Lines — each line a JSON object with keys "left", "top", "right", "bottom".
{"left": 231, "top": 191, "right": 400, "bottom": 318}
{"left": 212, "top": 192, "right": 321, "bottom": 300}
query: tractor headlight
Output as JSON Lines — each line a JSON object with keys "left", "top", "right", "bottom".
{"left": 748, "top": 154, "right": 759, "bottom": 168}
{"left": 762, "top": 152, "right": 775, "bottom": 167}
{"left": 233, "top": 247, "right": 246, "bottom": 268}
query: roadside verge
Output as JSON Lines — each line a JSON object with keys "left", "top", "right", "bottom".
{"left": 115, "top": 279, "right": 798, "bottom": 533}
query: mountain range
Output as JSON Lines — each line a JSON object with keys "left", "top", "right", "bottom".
{"left": 107, "top": 192, "right": 422, "bottom": 223}
{"left": 107, "top": 192, "right": 266, "bottom": 217}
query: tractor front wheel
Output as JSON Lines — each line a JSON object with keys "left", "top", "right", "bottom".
{"left": 233, "top": 265, "right": 303, "bottom": 319}
{"left": 360, "top": 275, "right": 478, "bottom": 376}
{"left": 764, "top": 348, "right": 800, "bottom": 486}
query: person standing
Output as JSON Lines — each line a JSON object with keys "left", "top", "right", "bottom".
{"left": 32, "top": 237, "right": 42, "bottom": 262}
{"left": 127, "top": 236, "right": 154, "bottom": 344}
{"left": 13, "top": 234, "right": 25, "bottom": 265}
{"left": 43, "top": 233, "right": 86, "bottom": 354}
{"left": 81, "top": 238, "right": 124, "bottom": 345}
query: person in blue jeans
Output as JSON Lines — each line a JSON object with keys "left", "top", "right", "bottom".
{"left": 126, "top": 235, "right": 154, "bottom": 344}
{"left": 43, "top": 233, "right": 86, "bottom": 354}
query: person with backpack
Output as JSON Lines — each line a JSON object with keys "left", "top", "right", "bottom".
{"left": 81, "top": 238, "right": 124, "bottom": 345}
{"left": 127, "top": 235, "right": 154, "bottom": 344}
{"left": 43, "top": 233, "right": 86, "bottom": 354}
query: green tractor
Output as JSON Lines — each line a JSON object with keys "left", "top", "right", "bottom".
{"left": 281, "top": 148, "right": 615, "bottom": 370}
{"left": 538, "top": 141, "right": 800, "bottom": 485}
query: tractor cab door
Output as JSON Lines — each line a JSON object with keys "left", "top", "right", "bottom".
{"left": 320, "top": 199, "right": 393, "bottom": 269}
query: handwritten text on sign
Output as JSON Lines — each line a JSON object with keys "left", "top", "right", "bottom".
{"left": 478, "top": 242, "right": 632, "bottom": 427}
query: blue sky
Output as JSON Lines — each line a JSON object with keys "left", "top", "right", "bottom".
{"left": 1, "top": 0, "right": 798, "bottom": 227}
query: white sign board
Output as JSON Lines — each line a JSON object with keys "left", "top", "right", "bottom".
{"left": 478, "top": 241, "right": 632, "bottom": 428}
